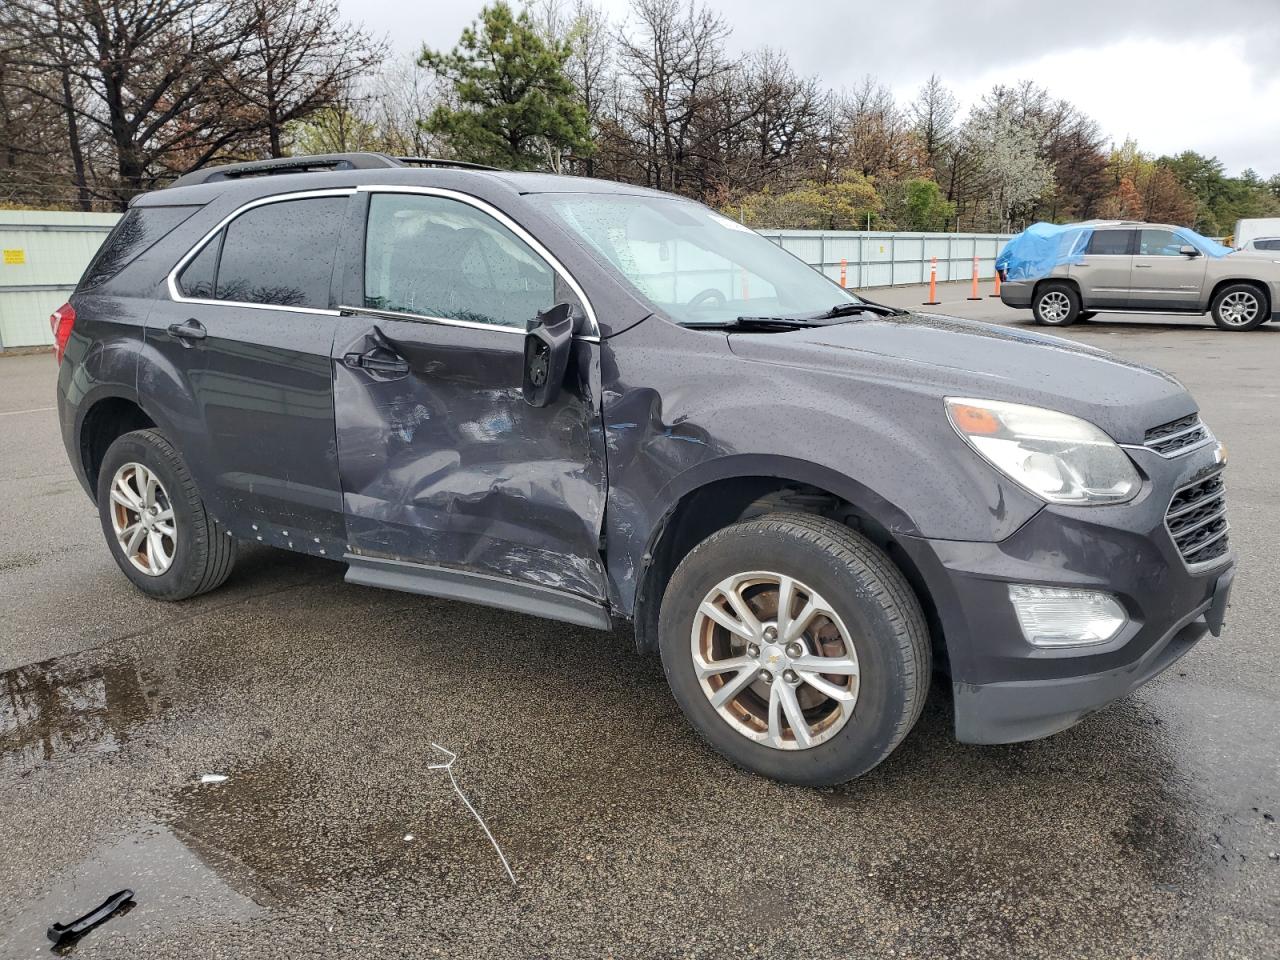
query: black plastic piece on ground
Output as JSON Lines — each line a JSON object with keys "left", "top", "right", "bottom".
{"left": 46, "top": 889, "right": 134, "bottom": 947}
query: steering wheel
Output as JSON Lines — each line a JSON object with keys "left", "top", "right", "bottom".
{"left": 688, "top": 288, "right": 727, "bottom": 308}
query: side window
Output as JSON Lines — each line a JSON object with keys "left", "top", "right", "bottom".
{"left": 205, "top": 196, "right": 346, "bottom": 308}
{"left": 1085, "top": 230, "right": 1133, "bottom": 256}
{"left": 363, "top": 193, "right": 556, "bottom": 328}
{"left": 177, "top": 235, "right": 220, "bottom": 298}
{"left": 82, "top": 205, "right": 200, "bottom": 290}
{"left": 1138, "top": 229, "right": 1185, "bottom": 256}
{"left": 1256, "top": 239, "right": 1280, "bottom": 251}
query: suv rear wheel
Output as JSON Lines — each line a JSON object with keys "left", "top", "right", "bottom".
{"left": 1032, "top": 282, "right": 1081, "bottom": 326}
{"left": 97, "top": 429, "right": 237, "bottom": 600}
{"left": 1210, "top": 283, "right": 1268, "bottom": 331}
{"left": 658, "top": 513, "right": 931, "bottom": 786}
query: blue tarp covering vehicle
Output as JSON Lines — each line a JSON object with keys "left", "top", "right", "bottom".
{"left": 996, "top": 222, "right": 1232, "bottom": 281}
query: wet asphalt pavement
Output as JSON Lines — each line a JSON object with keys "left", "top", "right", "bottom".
{"left": 1, "top": 287, "right": 1278, "bottom": 959}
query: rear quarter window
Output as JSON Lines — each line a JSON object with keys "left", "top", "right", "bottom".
{"left": 80, "top": 205, "right": 201, "bottom": 291}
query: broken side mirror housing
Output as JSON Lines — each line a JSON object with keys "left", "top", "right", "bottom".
{"left": 523, "top": 302, "right": 581, "bottom": 407}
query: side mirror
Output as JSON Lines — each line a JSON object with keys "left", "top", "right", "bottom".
{"left": 523, "top": 302, "right": 580, "bottom": 407}
{"left": 1179, "top": 244, "right": 1200, "bottom": 258}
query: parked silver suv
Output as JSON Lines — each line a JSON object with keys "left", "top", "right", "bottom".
{"left": 1000, "top": 221, "right": 1280, "bottom": 331}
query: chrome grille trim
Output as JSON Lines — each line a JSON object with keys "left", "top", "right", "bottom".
{"left": 1165, "top": 469, "right": 1230, "bottom": 569}
{"left": 1143, "top": 414, "right": 1212, "bottom": 458}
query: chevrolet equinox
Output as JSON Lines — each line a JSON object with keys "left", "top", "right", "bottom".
{"left": 53, "top": 153, "right": 1235, "bottom": 785}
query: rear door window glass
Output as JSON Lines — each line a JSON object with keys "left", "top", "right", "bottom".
{"left": 214, "top": 197, "right": 346, "bottom": 308}
{"left": 363, "top": 193, "right": 555, "bottom": 328}
{"left": 1086, "top": 230, "right": 1134, "bottom": 256}
{"left": 81, "top": 205, "right": 201, "bottom": 290}
{"left": 1255, "top": 239, "right": 1280, "bottom": 250}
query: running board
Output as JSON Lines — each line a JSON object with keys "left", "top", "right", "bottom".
{"left": 343, "top": 554, "right": 613, "bottom": 631}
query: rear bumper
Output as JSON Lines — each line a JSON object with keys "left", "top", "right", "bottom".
{"left": 898, "top": 440, "right": 1235, "bottom": 744}
{"left": 999, "top": 280, "right": 1034, "bottom": 308}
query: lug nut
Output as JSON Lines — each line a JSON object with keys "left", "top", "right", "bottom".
{"left": 763, "top": 626, "right": 778, "bottom": 641}
{"left": 785, "top": 642, "right": 803, "bottom": 658}
{"left": 758, "top": 669, "right": 774, "bottom": 683}
{"left": 784, "top": 669, "right": 800, "bottom": 684}
{"left": 747, "top": 643, "right": 760, "bottom": 658}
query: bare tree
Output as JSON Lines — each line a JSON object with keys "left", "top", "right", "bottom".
{"left": 908, "top": 74, "right": 957, "bottom": 181}
{"left": 615, "top": 0, "right": 731, "bottom": 194}
{"left": 230, "top": 0, "right": 384, "bottom": 158}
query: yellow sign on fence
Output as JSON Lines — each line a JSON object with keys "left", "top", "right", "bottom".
{"left": 2, "top": 249, "right": 25, "bottom": 265}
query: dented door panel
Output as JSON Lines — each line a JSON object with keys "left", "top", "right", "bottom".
{"left": 333, "top": 317, "right": 609, "bottom": 600}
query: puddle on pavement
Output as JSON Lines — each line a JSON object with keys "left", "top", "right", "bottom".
{"left": 0, "top": 657, "right": 161, "bottom": 776}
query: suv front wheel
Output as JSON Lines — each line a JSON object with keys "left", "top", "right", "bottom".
{"left": 658, "top": 513, "right": 931, "bottom": 786}
{"left": 1032, "top": 282, "right": 1081, "bottom": 326}
{"left": 1210, "top": 283, "right": 1268, "bottom": 331}
{"left": 97, "top": 429, "right": 237, "bottom": 600}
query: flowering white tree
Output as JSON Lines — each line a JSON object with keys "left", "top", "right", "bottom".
{"left": 964, "top": 98, "right": 1054, "bottom": 231}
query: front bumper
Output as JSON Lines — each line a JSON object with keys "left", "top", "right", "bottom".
{"left": 899, "top": 440, "right": 1235, "bottom": 744}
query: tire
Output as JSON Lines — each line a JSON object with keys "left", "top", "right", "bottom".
{"left": 97, "top": 428, "right": 237, "bottom": 601}
{"left": 1032, "top": 282, "right": 1081, "bottom": 326}
{"left": 1210, "top": 283, "right": 1268, "bottom": 331}
{"left": 658, "top": 513, "right": 931, "bottom": 786}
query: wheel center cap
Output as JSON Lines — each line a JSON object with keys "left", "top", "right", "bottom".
{"left": 761, "top": 644, "right": 787, "bottom": 671}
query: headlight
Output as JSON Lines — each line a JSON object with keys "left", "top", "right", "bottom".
{"left": 945, "top": 398, "right": 1139, "bottom": 505}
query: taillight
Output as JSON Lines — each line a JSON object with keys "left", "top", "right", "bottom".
{"left": 50, "top": 303, "right": 76, "bottom": 363}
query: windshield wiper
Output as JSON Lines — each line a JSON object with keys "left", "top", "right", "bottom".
{"left": 684, "top": 316, "right": 832, "bottom": 332}
{"left": 816, "top": 299, "right": 908, "bottom": 319}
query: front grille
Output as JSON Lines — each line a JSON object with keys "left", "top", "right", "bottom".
{"left": 1144, "top": 414, "right": 1210, "bottom": 457}
{"left": 1165, "top": 471, "right": 1229, "bottom": 567}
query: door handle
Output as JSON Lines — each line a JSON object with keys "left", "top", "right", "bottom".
{"left": 343, "top": 353, "right": 410, "bottom": 375}
{"left": 342, "top": 325, "right": 409, "bottom": 376}
{"left": 1134, "top": 263, "right": 1153, "bottom": 268}
{"left": 167, "top": 318, "right": 206, "bottom": 343}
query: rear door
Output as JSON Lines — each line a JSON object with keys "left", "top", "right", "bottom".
{"left": 1131, "top": 228, "right": 1207, "bottom": 310}
{"left": 331, "top": 188, "right": 609, "bottom": 602}
{"left": 145, "top": 190, "right": 353, "bottom": 554}
{"left": 1070, "top": 228, "right": 1135, "bottom": 308}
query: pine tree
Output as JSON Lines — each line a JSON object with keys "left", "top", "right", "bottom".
{"left": 419, "top": 2, "right": 592, "bottom": 171}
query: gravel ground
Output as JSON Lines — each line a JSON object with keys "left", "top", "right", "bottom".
{"left": 1, "top": 286, "right": 1277, "bottom": 959}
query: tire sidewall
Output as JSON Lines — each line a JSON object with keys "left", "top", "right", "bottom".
{"left": 96, "top": 431, "right": 206, "bottom": 599}
{"left": 658, "top": 524, "right": 913, "bottom": 786}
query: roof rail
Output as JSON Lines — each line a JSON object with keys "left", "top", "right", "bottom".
{"left": 394, "top": 156, "right": 501, "bottom": 172}
{"left": 168, "top": 152, "right": 504, "bottom": 188}
{"left": 168, "top": 152, "right": 404, "bottom": 188}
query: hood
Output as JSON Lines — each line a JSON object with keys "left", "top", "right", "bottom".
{"left": 726, "top": 311, "right": 1196, "bottom": 445}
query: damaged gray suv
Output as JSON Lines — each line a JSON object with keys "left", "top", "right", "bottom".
{"left": 54, "top": 153, "right": 1235, "bottom": 786}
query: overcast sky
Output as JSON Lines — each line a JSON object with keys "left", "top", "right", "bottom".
{"left": 339, "top": 0, "right": 1280, "bottom": 176}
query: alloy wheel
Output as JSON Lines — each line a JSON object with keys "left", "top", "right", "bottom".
{"left": 690, "top": 571, "right": 860, "bottom": 750}
{"left": 1218, "top": 291, "right": 1260, "bottom": 327}
{"left": 1038, "top": 291, "right": 1071, "bottom": 323}
{"left": 109, "top": 462, "right": 177, "bottom": 576}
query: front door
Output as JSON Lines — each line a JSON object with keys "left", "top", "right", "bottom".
{"left": 145, "top": 192, "right": 353, "bottom": 553}
{"left": 332, "top": 189, "right": 609, "bottom": 602}
{"left": 1070, "top": 228, "right": 1135, "bottom": 308}
{"left": 1130, "top": 228, "right": 1208, "bottom": 311}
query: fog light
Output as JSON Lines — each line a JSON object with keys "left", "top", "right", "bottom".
{"left": 1007, "top": 584, "right": 1127, "bottom": 648}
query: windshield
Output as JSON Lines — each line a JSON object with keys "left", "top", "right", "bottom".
{"left": 526, "top": 192, "right": 861, "bottom": 325}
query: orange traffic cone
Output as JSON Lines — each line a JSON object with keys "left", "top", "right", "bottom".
{"left": 967, "top": 255, "right": 982, "bottom": 300}
{"left": 923, "top": 257, "right": 941, "bottom": 306}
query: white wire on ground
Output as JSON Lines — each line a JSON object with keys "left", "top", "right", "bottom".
{"left": 429, "top": 743, "right": 518, "bottom": 889}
